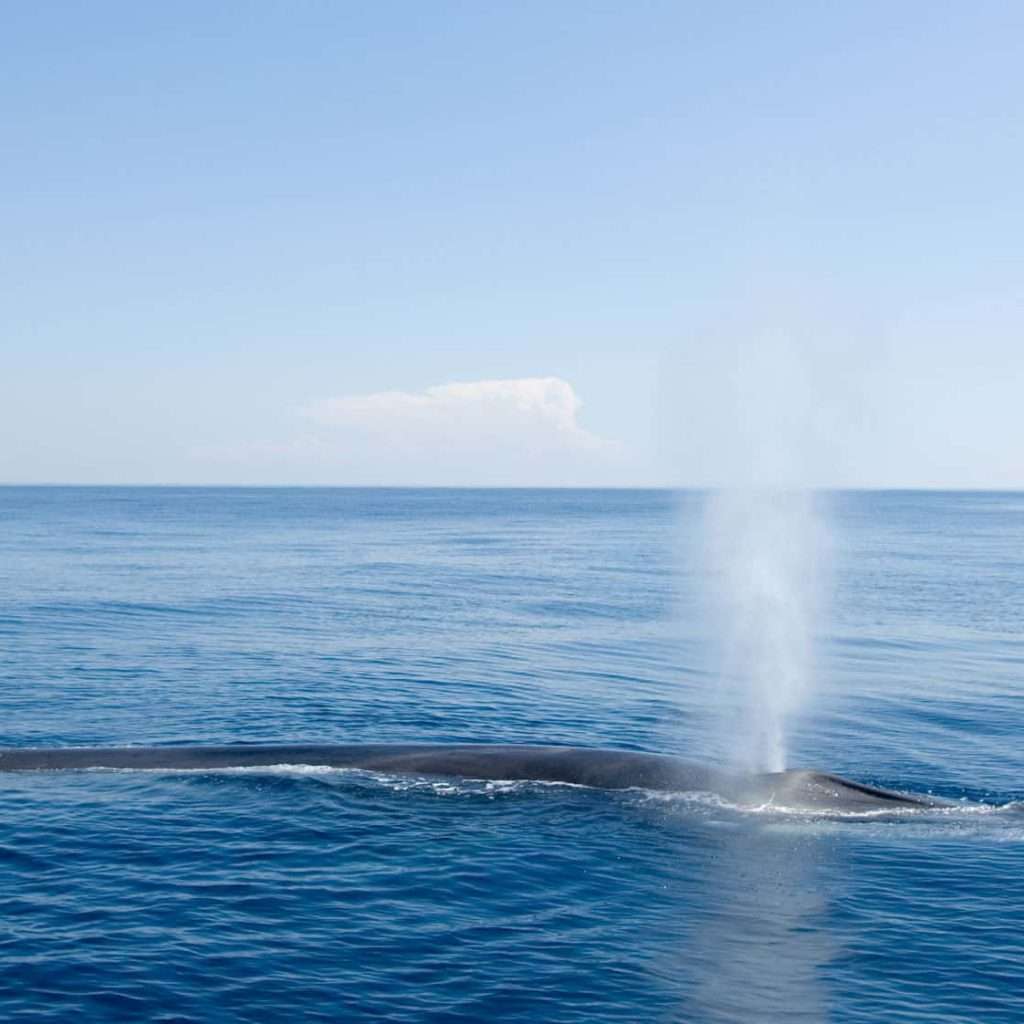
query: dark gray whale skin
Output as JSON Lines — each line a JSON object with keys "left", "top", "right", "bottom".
{"left": 0, "top": 744, "right": 938, "bottom": 811}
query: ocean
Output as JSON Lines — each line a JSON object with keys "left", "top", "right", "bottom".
{"left": 0, "top": 487, "right": 1020, "bottom": 1022}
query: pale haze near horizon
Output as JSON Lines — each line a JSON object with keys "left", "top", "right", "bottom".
{"left": 3, "top": 3, "right": 1022, "bottom": 489}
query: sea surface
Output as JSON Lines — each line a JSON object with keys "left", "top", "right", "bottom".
{"left": 0, "top": 487, "right": 1021, "bottom": 1022}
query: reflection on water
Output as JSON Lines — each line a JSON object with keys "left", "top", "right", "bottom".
{"left": 673, "top": 821, "right": 840, "bottom": 1023}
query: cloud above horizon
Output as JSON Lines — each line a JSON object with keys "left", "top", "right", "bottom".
{"left": 288, "top": 376, "right": 626, "bottom": 485}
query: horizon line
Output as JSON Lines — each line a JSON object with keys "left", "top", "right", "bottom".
{"left": 1, "top": 483, "right": 1022, "bottom": 494}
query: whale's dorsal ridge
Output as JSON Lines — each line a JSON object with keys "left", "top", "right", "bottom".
{"left": 0, "top": 743, "right": 939, "bottom": 811}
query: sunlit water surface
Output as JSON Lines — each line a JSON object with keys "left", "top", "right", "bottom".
{"left": 0, "top": 488, "right": 1021, "bottom": 1022}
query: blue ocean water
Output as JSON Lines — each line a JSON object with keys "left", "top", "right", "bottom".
{"left": 0, "top": 487, "right": 1021, "bottom": 1022}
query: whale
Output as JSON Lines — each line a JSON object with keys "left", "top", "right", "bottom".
{"left": 0, "top": 743, "right": 939, "bottom": 812}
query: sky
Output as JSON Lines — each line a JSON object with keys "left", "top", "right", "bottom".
{"left": 3, "top": 2, "right": 1022, "bottom": 487}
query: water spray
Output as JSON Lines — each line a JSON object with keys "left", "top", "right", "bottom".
{"left": 705, "top": 488, "right": 829, "bottom": 772}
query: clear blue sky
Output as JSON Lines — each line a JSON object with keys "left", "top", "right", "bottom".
{"left": 4, "top": 2, "right": 1022, "bottom": 486}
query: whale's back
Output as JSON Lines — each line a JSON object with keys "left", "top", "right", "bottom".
{"left": 0, "top": 744, "right": 938, "bottom": 812}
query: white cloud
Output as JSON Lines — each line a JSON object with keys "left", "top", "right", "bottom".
{"left": 305, "top": 376, "right": 608, "bottom": 449}
{"left": 289, "top": 377, "right": 625, "bottom": 485}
